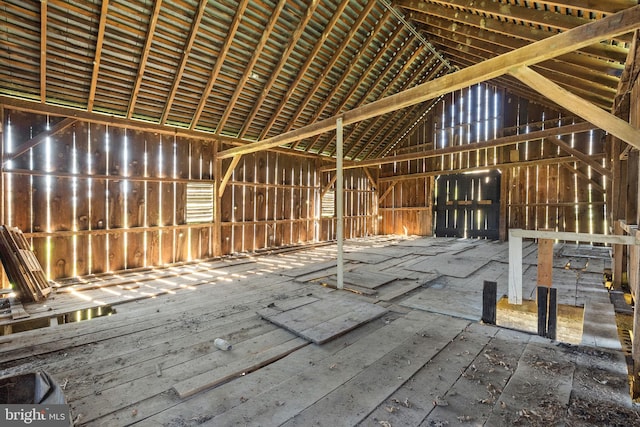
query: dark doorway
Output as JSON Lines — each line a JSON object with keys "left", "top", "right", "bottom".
{"left": 434, "top": 170, "right": 501, "bottom": 239}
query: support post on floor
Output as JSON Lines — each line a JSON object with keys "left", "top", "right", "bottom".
{"left": 508, "top": 230, "right": 523, "bottom": 304}
{"left": 547, "top": 287, "right": 558, "bottom": 340}
{"left": 631, "top": 229, "right": 640, "bottom": 399}
{"left": 336, "top": 117, "right": 344, "bottom": 290}
{"left": 482, "top": 280, "right": 497, "bottom": 325}
{"left": 537, "top": 286, "right": 548, "bottom": 337}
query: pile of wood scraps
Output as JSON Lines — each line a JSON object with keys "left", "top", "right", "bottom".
{"left": 0, "top": 225, "right": 51, "bottom": 303}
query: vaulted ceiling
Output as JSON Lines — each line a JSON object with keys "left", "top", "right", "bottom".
{"left": 0, "top": 0, "right": 636, "bottom": 161}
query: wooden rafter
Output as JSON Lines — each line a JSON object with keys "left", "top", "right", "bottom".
{"left": 397, "top": 0, "right": 628, "bottom": 63}
{"left": 409, "top": 12, "right": 624, "bottom": 77}
{"left": 337, "top": 44, "right": 430, "bottom": 158}
{"left": 216, "top": 4, "right": 640, "bottom": 160}
{"left": 237, "top": 0, "right": 320, "bottom": 139}
{"left": 259, "top": 0, "right": 351, "bottom": 140}
{"left": 372, "top": 98, "right": 442, "bottom": 160}
{"left": 411, "top": 0, "right": 628, "bottom": 40}
{"left": 213, "top": 0, "right": 284, "bottom": 134}
{"left": 40, "top": 0, "right": 47, "bottom": 104}
{"left": 510, "top": 66, "right": 640, "bottom": 153}
{"left": 303, "top": 24, "right": 407, "bottom": 153}
{"left": 160, "top": 0, "right": 209, "bottom": 124}
{"left": 87, "top": 0, "right": 110, "bottom": 112}
{"left": 418, "top": 21, "right": 619, "bottom": 93}
{"left": 3, "top": 118, "right": 76, "bottom": 166}
{"left": 190, "top": 0, "right": 249, "bottom": 130}
{"left": 317, "top": 34, "right": 421, "bottom": 156}
{"left": 535, "top": 0, "right": 638, "bottom": 15}
{"left": 322, "top": 122, "right": 595, "bottom": 171}
{"left": 346, "top": 59, "right": 446, "bottom": 160}
{"left": 432, "top": 38, "right": 615, "bottom": 108}
{"left": 283, "top": 1, "right": 381, "bottom": 146}
{"left": 127, "top": 0, "right": 163, "bottom": 119}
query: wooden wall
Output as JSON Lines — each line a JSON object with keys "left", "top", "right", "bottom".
{"left": 1, "top": 110, "right": 375, "bottom": 281}
{"left": 383, "top": 83, "right": 609, "bottom": 239}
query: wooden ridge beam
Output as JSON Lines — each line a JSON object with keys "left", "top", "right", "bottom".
{"left": 534, "top": 0, "right": 638, "bottom": 15}
{"left": 510, "top": 66, "right": 640, "bottom": 153}
{"left": 217, "top": 5, "right": 640, "bottom": 160}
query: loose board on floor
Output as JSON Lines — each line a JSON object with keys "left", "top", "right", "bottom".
{"left": 258, "top": 295, "right": 387, "bottom": 344}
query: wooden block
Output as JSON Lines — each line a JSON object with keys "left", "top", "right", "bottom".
{"left": 537, "top": 286, "right": 548, "bottom": 337}
{"left": 547, "top": 287, "right": 557, "bottom": 340}
{"left": 482, "top": 280, "right": 497, "bottom": 325}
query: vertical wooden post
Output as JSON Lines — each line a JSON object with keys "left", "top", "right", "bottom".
{"left": 336, "top": 117, "right": 344, "bottom": 290}
{"left": 482, "top": 280, "right": 497, "bottom": 325}
{"left": 613, "top": 220, "right": 624, "bottom": 288}
{"left": 631, "top": 230, "right": 640, "bottom": 399}
{"left": 498, "top": 168, "right": 509, "bottom": 242}
{"left": 213, "top": 140, "right": 221, "bottom": 257}
{"left": 537, "top": 286, "right": 549, "bottom": 337}
{"left": 547, "top": 287, "right": 558, "bottom": 340}
{"left": 537, "top": 236, "right": 554, "bottom": 287}
{"left": 508, "top": 229, "right": 523, "bottom": 304}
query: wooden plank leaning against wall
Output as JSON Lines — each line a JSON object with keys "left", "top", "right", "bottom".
{"left": 1, "top": 109, "right": 377, "bottom": 282}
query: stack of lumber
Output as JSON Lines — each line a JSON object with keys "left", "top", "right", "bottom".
{"left": 0, "top": 225, "right": 51, "bottom": 302}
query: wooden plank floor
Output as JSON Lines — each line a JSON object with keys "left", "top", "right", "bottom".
{"left": 1, "top": 236, "right": 638, "bottom": 426}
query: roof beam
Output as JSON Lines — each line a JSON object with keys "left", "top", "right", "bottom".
{"left": 535, "top": 0, "right": 639, "bottom": 15}
{"left": 127, "top": 0, "right": 163, "bottom": 119}
{"left": 397, "top": 0, "right": 628, "bottom": 63}
{"left": 217, "top": 5, "right": 640, "bottom": 160}
{"left": 284, "top": 1, "right": 382, "bottom": 145}
{"left": 213, "top": 0, "right": 283, "bottom": 135}
{"left": 190, "top": 0, "right": 249, "bottom": 130}
{"left": 237, "top": 0, "right": 320, "bottom": 139}
{"left": 509, "top": 66, "right": 640, "bottom": 152}
{"left": 40, "top": 0, "right": 47, "bottom": 104}
{"left": 160, "top": 0, "right": 209, "bottom": 124}
{"left": 411, "top": 0, "right": 632, "bottom": 45}
{"left": 259, "top": 0, "right": 351, "bottom": 140}
{"left": 429, "top": 36, "right": 615, "bottom": 108}
{"left": 412, "top": 14, "right": 620, "bottom": 90}
{"left": 302, "top": 23, "right": 406, "bottom": 153}
{"left": 87, "top": 0, "right": 110, "bottom": 112}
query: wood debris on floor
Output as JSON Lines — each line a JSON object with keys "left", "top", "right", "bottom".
{"left": 0, "top": 236, "right": 637, "bottom": 426}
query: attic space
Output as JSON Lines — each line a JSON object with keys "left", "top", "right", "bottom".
{"left": 1, "top": 1, "right": 640, "bottom": 425}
